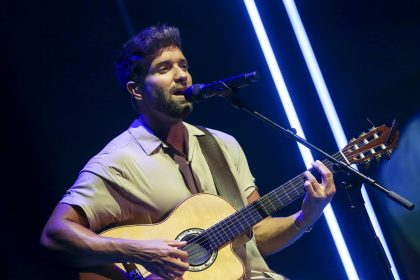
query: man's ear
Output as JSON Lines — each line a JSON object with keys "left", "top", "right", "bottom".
{"left": 127, "top": 81, "right": 143, "bottom": 101}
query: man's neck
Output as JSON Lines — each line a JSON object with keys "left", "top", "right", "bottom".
{"left": 166, "top": 123, "right": 187, "bottom": 155}
{"left": 139, "top": 114, "right": 187, "bottom": 155}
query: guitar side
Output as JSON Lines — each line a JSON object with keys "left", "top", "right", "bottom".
{"left": 79, "top": 193, "right": 245, "bottom": 280}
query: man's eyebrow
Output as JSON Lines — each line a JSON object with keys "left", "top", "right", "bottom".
{"left": 153, "top": 58, "right": 188, "bottom": 68}
{"left": 153, "top": 60, "right": 170, "bottom": 67}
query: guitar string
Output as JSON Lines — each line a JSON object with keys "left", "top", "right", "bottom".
{"left": 184, "top": 153, "right": 342, "bottom": 262}
{"left": 186, "top": 142, "right": 382, "bottom": 262}
{"left": 130, "top": 137, "right": 383, "bottom": 270}
{"left": 185, "top": 172, "right": 307, "bottom": 262}
{"left": 185, "top": 140, "right": 383, "bottom": 262}
{"left": 185, "top": 171, "right": 305, "bottom": 262}
{"left": 185, "top": 153, "right": 349, "bottom": 261}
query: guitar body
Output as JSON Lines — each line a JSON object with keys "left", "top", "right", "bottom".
{"left": 79, "top": 193, "right": 245, "bottom": 280}
{"left": 78, "top": 122, "right": 400, "bottom": 280}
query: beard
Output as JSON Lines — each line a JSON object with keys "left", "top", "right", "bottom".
{"left": 148, "top": 88, "right": 194, "bottom": 120}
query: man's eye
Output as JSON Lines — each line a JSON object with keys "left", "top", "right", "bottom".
{"left": 158, "top": 67, "right": 168, "bottom": 73}
{"left": 181, "top": 64, "right": 189, "bottom": 71}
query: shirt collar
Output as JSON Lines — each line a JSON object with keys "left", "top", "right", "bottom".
{"left": 127, "top": 118, "right": 205, "bottom": 156}
{"left": 183, "top": 122, "right": 205, "bottom": 137}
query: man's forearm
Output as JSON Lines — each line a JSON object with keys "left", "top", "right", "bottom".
{"left": 41, "top": 219, "right": 129, "bottom": 267}
{"left": 253, "top": 212, "right": 307, "bottom": 256}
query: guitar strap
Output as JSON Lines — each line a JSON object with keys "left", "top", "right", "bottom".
{"left": 195, "top": 126, "right": 245, "bottom": 211}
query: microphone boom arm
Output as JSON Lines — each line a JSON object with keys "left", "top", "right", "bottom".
{"left": 227, "top": 95, "right": 414, "bottom": 210}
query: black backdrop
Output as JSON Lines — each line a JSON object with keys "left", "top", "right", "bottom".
{"left": 2, "top": 1, "right": 419, "bottom": 279}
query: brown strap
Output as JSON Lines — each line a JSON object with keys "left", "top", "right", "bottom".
{"left": 163, "top": 146, "right": 202, "bottom": 194}
{"left": 173, "top": 153, "right": 202, "bottom": 194}
{"left": 195, "top": 126, "right": 245, "bottom": 210}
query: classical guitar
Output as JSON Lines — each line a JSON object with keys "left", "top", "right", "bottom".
{"left": 79, "top": 123, "right": 399, "bottom": 280}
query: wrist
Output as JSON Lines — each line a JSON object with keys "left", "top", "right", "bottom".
{"left": 293, "top": 211, "right": 313, "bottom": 233}
{"left": 96, "top": 236, "right": 135, "bottom": 263}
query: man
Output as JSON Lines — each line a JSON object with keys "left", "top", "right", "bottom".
{"left": 41, "top": 24, "right": 335, "bottom": 280}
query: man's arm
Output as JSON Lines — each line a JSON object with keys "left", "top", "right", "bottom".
{"left": 250, "top": 160, "right": 336, "bottom": 255}
{"left": 40, "top": 203, "right": 189, "bottom": 279}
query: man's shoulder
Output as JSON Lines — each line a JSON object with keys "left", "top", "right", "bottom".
{"left": 185, "top": 122, "right": 240, "bottom": 149}
{"left": 84, "top": 129, "right": 136, "bottom": 169}
{"left": 206, "top": 127, "right": 238, "bottom": 145}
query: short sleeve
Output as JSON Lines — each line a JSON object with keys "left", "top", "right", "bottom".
{"left": 59, "top": 167, "right": 128, "bottom": 232}
{"left": 234, "top": 139, "right": 258, "bottom": 198}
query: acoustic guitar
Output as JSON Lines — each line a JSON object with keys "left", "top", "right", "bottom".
{"left": 79, "top": 123, "right": 399, "bottom": 280}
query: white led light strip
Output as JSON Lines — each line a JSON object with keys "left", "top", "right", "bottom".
{"left": 243, "top": 0, "right": 359, "bottom": 279}
{"left": 282, "top": 0, "right": 400, "bottom": 279}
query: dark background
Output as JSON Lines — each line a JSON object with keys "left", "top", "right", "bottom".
{"left": 2, "top": 0, "right": 419, "bottom": 279}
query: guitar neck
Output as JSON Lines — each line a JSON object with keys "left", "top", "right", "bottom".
{"left": 201, "top": 151, "right": 345, "bottom": 250}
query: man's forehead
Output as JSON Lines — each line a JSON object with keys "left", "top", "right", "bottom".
{"left": 151, "top": 46, "right": 187, "bottom": 65}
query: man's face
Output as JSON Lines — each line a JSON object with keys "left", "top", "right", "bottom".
{"left": 141, "top": 46, "right": 193, "bottom": 121}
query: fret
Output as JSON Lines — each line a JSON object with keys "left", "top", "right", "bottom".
{"left": 202, "top": 152, "right": 343, "bottom": 251}
{"left": 264, "top": 197, "right": 276, "bottom": 214}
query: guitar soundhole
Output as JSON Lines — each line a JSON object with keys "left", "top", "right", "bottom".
{"left": 176, "top": 228, "right": 217, "bottom": 272}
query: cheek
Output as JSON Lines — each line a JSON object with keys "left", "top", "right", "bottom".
{"left": 144, "top": 76, "right": 170, "bottom": 93}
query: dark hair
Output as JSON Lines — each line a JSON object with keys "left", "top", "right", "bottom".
{"left": 115, "top": 24, "right": 182, "bottom": 92}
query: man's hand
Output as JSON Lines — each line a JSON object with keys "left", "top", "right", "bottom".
{"left": 129, "top": 239, "right": 189, "bottom": 280}
{"left": 295, "top": 160, "right": 336, "bottom": 230}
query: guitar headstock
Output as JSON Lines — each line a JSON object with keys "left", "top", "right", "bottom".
{"left": 341, "top": 120, "right": 399, "bottom": 168}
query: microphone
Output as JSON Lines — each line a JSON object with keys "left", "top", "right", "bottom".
{"left": 184, "top": 71, "right": 259, "bottom": 103}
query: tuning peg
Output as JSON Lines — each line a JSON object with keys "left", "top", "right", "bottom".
{"left": 364, "top": 158, "right": 371, "bottom": 169}
{"left": 386, "top": 150, "right": 393, "bottom": 160}
{"left": 375, "top": 155, "right": 382, "bottom": 163}
{"left": 350, "top": 137, "right": 356, "bottom": 143}
{"left": 359, "top": 132, "right": 366, "bottom": 138}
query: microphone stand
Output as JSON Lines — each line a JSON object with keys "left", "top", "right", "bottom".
{"left": 225, "top": 94, "right": 414, "bottom": 280}
{"left": 341, "top": 174, "right": 394, "bottom": 280}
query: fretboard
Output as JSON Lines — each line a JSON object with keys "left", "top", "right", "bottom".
{"left": 196, "top": 151, "right": 345, "bottom": 251}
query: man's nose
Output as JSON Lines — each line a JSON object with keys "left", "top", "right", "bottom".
{"left": 174, "top": 66, "right": 188, "bottom": 83}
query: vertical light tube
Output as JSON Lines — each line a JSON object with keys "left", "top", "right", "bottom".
{"left": 243, "top": 1, "right": 359, "bottom": 279}
{"left": 282, "top": 0, "right": 400, "bottom": 279}
{"left": 242, "top": 0, "right": 313, "bottom": 165}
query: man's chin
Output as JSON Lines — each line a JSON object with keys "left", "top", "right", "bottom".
{"left": 166, "top": 103, "right": 193, "bottom": 120}
{"left": 178, "top": 104, "right": 193, "bottom": 119}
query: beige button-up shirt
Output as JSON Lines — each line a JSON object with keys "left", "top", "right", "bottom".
{"left": 60, "top": 119, "right": 284, "bottom": 279}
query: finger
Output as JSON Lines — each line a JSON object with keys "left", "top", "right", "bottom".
{"left": 167, "top": 240, "right": 187, "bottom": 247}
{"left": 166, "top": 240, "right": 188, "bottom": 258}
{"left": 304, "top": 170, "right": 319, "bottom": 185}
{"left": 170, "top": 247, "right": 188, "bottom": 260}
{"left": 304, "top": 171, "right": 320, "bottom": 195}
{"left": 163, "top": 270, "right": 182, "bottom": 280}
{"left": 313, "top": 161, "right": 336, "bottom": 196}
{"left": 304, "top": 179, "right": 317, "bottom": 196}
{"left": 168, "top": 257, "right": 189, "bottom": 271}
{"left": 161, "top": 271, "right": 174, "bottom": 280}
{"left": 152, "top": 268, "right": 173, "bottom": 280}
{"left": 312, "top": 160, "right": 333, "bottom": 185}
{"left": 170, "top": 268, "right": 187, "bottom": 277}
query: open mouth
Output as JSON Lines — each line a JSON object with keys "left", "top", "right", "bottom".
{"left": 173, "top": 89, "right": 186, "bottom": 96}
